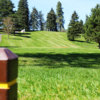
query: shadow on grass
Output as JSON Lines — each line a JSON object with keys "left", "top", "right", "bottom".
{"left": 74, "top": 40, "right": 94, "bottom": 44}
{"left": 15, "top": 32, "right": 31, "bottom": 38}
{"left": 75, "top": 40, "right": 86, "bottom": 42}
{"left": 11, "top": 38, "right": 22, "bottom": 40}
{"left": 17, "top": 53, "right": 100, "bottom": 69}
{"left": 0, "top": 46, "right": 20, "bottom": 48}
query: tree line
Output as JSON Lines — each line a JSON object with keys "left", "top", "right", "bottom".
{"left": 67, "top": 4, "right": 100, "bottom": 49}
{"left": 0, "top": 0, "right": 64, "bottom": 32}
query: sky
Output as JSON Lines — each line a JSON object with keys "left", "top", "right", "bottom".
{"left": 12, "top": 0, "right": 100, "bottom": 29}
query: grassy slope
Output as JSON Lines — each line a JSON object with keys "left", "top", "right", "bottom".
{"left": 0, "top": 31, "right": 70, "bottom": 47}
{"left": 0, "top": 31, "right": 98, "bottom": 49}
{"left": 0, "top": 31, "right": 100, "bottom": 100}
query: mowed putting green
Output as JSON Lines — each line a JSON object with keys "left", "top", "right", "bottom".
{"left": 0, "top": 31, "right": 100, "bottom": 100}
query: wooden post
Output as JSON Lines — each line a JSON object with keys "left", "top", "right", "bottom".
{"left": 0, "top": 48, "right": 18, "bottom": 100}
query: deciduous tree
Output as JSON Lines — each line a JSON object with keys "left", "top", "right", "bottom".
{"left": 3, "top": 17, "right": 14, "bottom": 39}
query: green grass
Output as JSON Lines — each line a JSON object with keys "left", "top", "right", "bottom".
{"left": 0, "top": 31, "right": 100, "bottom": 100}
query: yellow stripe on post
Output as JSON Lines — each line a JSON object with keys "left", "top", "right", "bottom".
{"left": 0, "top": 79, "right": 17, "bottom": 89}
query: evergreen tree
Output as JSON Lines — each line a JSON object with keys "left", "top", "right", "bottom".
{"left": 46, "top": 8, "right": 57, "bottom": 31}
{"left": 17, "top": 0, "right": 29, "bottom": 30}
{"left": 56, "top": 1, "right": 64, "bottom": 31}
{"left": 67, "top": 11, "right": 82, "bottom": 41}
{"left": 79, "top": 20, "right": 84, "bottom": 34}
{"left": 30, "top": 7, "right": 38, "bottom": 31}
{"left": 43, "top": 21, "right": 47, "bottom": 31}
{"left": 84, "top": 15, "right": 93, "bottom": 42}
{"left": 84, "top": 4, "right": 100, "bottom": 48}
{"left": 38, "top": 11, "right": 44, "bottom": 31}
{"left": 0, "top": 0, "right": 14, "bottom": 26}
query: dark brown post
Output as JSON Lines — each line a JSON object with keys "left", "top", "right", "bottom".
{"left": 0, "top": 48, "right": 18, "bottom": 100}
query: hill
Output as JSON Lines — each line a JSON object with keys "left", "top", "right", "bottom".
{"left": 0, "top": 31, "right": 98, "bottom": 50}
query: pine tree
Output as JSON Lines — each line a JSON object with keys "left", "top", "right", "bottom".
{"left": 84, "top": 15, "right": 93, "bottom": 42}
{"left": 56, "top": 1, "right": 64, "bottom": 31}
{"left": 79, "top": 20, "right": 84, "bottom": 34}
{"left": 38, "top": 11, "right": 44, "bottom": 31}
{"left": 46, "top": 8, "right": 57, "bottom": 31}
{"left": 43, "top": 21, "right": 47, "bottom": 31}
{"left": 84, "top": 4, "right": 100, "bottom": 48}
{"left": 30, "top": 7, "right": 38, "bottom": 31}
{"left": 0, "top": 0, "right": 14, "bottom": 26}
{"left": 67, "top": 11, "right": 82, "bottom": 41}
{"left": 17, "top": 0, "right": 29, "bottom": 30}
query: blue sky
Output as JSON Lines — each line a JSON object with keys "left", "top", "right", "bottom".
{"left": 12, "top": 0, "right": 100, "bottom": 29}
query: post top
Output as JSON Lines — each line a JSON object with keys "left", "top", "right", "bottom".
{"left": 0, "top": 48, "right": 18, "bottom": 60}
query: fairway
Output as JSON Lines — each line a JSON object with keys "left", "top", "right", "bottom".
{"left": 0, "top": 31, "right": 77, "bottom": 48}
{"left": 0, "top": 31, "right": 100, "bottom": 100}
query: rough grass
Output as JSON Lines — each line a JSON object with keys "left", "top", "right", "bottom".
{"left": 0, "top": 31, "right": 100, "bottom": 100}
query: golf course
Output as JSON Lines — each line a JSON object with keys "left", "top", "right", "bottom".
{"left": 0, "top": 31, "right": 100, "bottom": 100}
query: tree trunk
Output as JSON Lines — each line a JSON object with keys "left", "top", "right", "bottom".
{"left": 60, "top": 26, "right": 61, "bottom": 32}
{"left": 8, "top": 33, "right": 9, "bottom": 39}
{"left": 71, "top": 36, "right": 74, "bottom": 41}
{"left": 98, "top": 42, "right": 100, "bottom": 49}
